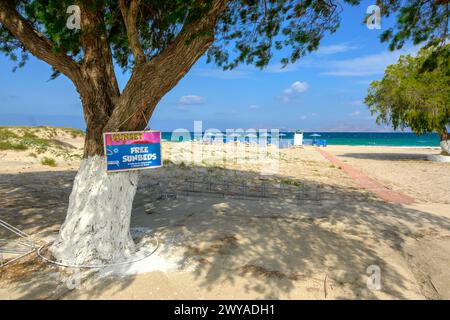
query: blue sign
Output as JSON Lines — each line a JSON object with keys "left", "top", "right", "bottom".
{"left": 103, "top": 131, "right": 162, "bottom": 172}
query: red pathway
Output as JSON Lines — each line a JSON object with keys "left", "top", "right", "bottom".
{"left": 315, "top": 148, "right": 415, "bottom": 205}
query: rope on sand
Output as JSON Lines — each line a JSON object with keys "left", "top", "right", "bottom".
{"left": 36, "top": 235, "right": 159, "bottom": 269}
{"left": 0, "top": 218, "right": 159, "bottom": 269}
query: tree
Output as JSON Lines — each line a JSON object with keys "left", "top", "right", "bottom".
{"left": 0, "top": 0, "right": 448, "bottom": 265}
{"left": 377, "top": 0, "right": 449, "bottom": 50}
{"left": 365, "top": 44, "right": 450, "bottom": 154}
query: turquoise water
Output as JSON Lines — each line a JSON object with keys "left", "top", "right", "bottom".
{"left": 161, "top": 132, "right": 440, "bottom": 147}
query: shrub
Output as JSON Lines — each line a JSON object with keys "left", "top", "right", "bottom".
{"left": 178, "top": 161, "right": 188, "bottom": 169}
{"left": 67, "top": 128, "right": 85, "bottom": 138}
{"left": 41, "top": 157, "right": 57, "bottom": 167}
{"left": 0, "top": 141, "right": 28, "bottom": 151}
{"left": 280, "top": 178, "right": 302, "bottom": 187}
{"left": 0, "top": 128, "right": 18, "bottom": 139}
{"left": 20, "top": 133, "right": 49, "bottom": 152}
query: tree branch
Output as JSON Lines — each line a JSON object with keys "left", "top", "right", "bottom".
{"left": 119, "top": 0, "right": 146, "bottom": 66}
{"left": 0, "top": 0, "right": 83, "bottom": 85}
{"left": 105, "top": 0, "right": 229, "bottom": 131}
{"left": 79, "top": 2, "right": 120, "bottom": 111}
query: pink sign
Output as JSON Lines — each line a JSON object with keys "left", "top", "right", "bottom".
{"left": 104, "top": 131, "right": 161, "bottom": 146}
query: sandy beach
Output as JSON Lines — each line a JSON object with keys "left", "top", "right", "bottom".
{"left": 1, "top": 127, "right": 450, "bottom": 299}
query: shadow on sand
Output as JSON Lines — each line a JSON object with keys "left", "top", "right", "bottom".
{"left": 337, "top": 152, "right": 431, "bottom": 161}
{"left": 0, "top": 165, "right": 449, "bottom": 299}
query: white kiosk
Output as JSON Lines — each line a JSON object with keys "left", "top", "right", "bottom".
{"left": 293, "top": 130, "right": 303, "bottom": 146}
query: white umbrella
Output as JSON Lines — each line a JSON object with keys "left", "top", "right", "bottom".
{"left": 310, "top": 133, "right": 321, "bottom": 144}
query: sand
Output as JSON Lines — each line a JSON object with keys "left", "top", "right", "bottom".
{"left": 1, "top": 127, "right": 450, "bottom": 300}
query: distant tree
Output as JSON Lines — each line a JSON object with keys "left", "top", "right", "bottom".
{"left": 365, "top": 44, "right": 450, "bottom": 154}
{"left": 0, "top": 0, "right": 448, "bottom": 265}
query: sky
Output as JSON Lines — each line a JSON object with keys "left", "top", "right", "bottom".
{"left": 0, "top": 1, "right": 419, "bottom": 132}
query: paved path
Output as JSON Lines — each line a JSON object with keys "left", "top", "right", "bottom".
{"left": 316, "top": 148, "right": 415, "bottom": 205}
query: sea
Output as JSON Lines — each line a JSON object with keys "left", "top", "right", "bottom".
{"left": 161, "top": 131, "right": 441, "bottom": 148}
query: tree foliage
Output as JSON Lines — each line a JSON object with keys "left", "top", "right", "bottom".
{"left": 377, "top": 0, "right": 449, "bottom": 51}
{"left": 365, "top": 44, "right": 450, "bottom": 136}
{"left": 0, "top": 0, "right": 356, "bottom": 75}
{"left": 1, "top": 0, "right": 448, "bottom": 76}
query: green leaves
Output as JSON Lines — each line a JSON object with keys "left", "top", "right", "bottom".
{"left": 378, "top": 0, "right": 449, "bottom": 51}
{"left": 209, "top": 0, "right": 347, "bottom": 70}
{"left": 1, "top": 0, "right": 448, "bottom": 74}
{"left": 365, "top": 44, "right": 450, "bottom": 136}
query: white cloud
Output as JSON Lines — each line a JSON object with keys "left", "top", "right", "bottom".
{"left": 289, "top": 81, "right": 309, "bottom": 93}
{"left": 179, "top": 95, "right": 206, "bottom": 105}
{"left": 321, "top": 47, "right": 419, "bottom": 77}
{"left": 349, "top": 111, "right": 361, "bottom": 117}
{"left": 249, "top": 105, "right": 259, "bottom": 110}
{"left": 300, "top": 115, "right": 307, "bottom": 120}
{"left": 282, "top": 81, "right": 309, "bottom": 103}
{"left": 315, "top": 43, "right": 358, "bottom": 55}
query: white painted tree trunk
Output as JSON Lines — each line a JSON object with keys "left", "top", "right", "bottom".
{"left": 50, "top": 156, "right": 139, "bottom": 266}
{"left": 440, "top": 139, "right": 450, "bottom": 154}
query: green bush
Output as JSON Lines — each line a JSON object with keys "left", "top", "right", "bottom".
{"left": 0, "top": 141, "right": 28, "bottom": 151}
{"left": 178, "top": 161, "right": 188, "bottom": 169}
{"left": 67, "top": 128, "right": 85, "bottom": 138}
{"left": 280, "top": 178, "right": 302, "bottom": 187}
{"left": 0, "top": 128, "right": 18, "bottom": 139}
{"left": 41, "top": 157, "right": 57, "bottom": 167}
{"left": 20, "top": 132, "right": 49, "bottom": 151}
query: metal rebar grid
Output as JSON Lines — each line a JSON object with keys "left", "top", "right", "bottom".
{"left": 137, "top": 174, "right": 331, "bottom": 203}
{"left": 0, "top": 219, "right": 38, "bottom": 268}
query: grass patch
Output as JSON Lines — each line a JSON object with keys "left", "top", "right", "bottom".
{"left": 41, "top": 157, "right": 57, "bottom": 167}
{"left": 163, "top": 159, "right": 173, "bottom": 166}
{"left": 28, "top": 152, "right": 37, "bottom": 158}
{"left": 207, "top": 164, "right": 224, "bottom": 171}
{"left": 0, "top": 128, "right": 18, "bottom": 140}
{"left": 280, "top": 178, "right": 302, "bottom": 187}
{"left": 20, "top": 132, "right": 49, "bottom": 151}
{"left": 67, "top": 128, "right": 85, "bottom": 138}
{"left": 178, "top": 161, "right": 188, "bottom": 169}
{"left": 0, "top": 127, "right": 83, "bottom": 154}
{"left": 0, "top": 141, "right": 28, "bottom": 151}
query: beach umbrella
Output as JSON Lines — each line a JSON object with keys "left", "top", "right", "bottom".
{"left": 310, "top": 133, "right": 321, "bottom": 143}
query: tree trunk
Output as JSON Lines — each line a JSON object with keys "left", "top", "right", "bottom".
{"left": 440, "top": 131, "right": 450, "bottom": 155}
{"left": 50, "top": 155, "right": 139, "bottom": 265}
{"left": 50, "top": 88, "right": 141, "bottom": 265}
